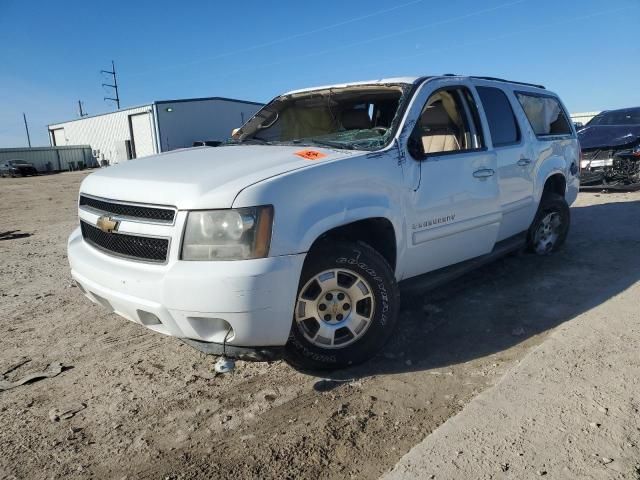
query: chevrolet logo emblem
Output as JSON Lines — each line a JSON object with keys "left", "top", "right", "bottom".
{"left": 96, "top": 215, "right": 119, "bottom": 233}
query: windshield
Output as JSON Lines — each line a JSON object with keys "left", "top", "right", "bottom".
{"left": 587, "top": 108, "right": 640, "bottom": 126}
{"left": 233, "top": 83, "right": 412, "bottom": 151}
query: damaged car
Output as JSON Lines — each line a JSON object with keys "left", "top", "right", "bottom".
{"left": 578, "top": 107, "right": 640, "bottom": 189}
{"left": 68, "top": 75, "right": 579, "bottom": 370}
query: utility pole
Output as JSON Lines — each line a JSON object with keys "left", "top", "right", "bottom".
{"left": 23, "top": 113, "right": 31, "bottom": 148}
{"left": 101, "top": 60, "right": 121, "bottom": 109}
{"left": 78, "top": 100, "right": 88, "bottom": 117}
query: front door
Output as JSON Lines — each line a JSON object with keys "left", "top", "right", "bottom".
{"left": 399, "top": 80, "right": 501, "bottom": 279}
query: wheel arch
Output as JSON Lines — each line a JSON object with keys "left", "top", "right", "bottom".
{"left": 306, "top": 217, "right": 398, "bottom": 273}
{"left": 536, "top": 156, "right": 567, "bottom": 202}
{"left": 543, "top": 172, "right": 567, "bottom": 197}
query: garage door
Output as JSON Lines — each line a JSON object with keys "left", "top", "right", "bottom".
{"left": 129, "top": 113, "right": 155, "bottom": 158}
{"left": 51, "top": 129, "right": 66, "bottom": 146}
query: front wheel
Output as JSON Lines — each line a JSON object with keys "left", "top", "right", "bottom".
{"left": 527, "top": 192, "right": 570, "bottom": 255}
{"left": 285, "top": 240, "right": 400, "bottom": 370}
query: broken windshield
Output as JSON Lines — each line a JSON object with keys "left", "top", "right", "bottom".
{"left": 233, "top": 83, "right": 412, "bottom": 151}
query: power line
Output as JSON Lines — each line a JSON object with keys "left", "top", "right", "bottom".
{"left": 127, "top": 0, "right": 426, "bottom": 77}
{"left": 185, "top": 0, "right": 633, "bottom": 90}
{"left": 355, "top": 5, "right": 636, "bottom": 73}
{"left": 144, "top": 0, "right": 528, "bottom": 84}
{"left": 101, "top": 60, "right": 121, "bottom": 109}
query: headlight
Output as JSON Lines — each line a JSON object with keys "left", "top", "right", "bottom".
{"left": 181, "top": 206, "right": 273, "bottom": 261}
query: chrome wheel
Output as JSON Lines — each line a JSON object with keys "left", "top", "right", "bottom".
{"left": 295, "top": 268, "right": 375, "bottom": 349}
{"left": 533, "top": 212, "right": 562, "bottom": 255}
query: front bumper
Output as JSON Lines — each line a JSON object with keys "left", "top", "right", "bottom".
{"left": 68, "top": 227, "right": 305, "bottom": 347}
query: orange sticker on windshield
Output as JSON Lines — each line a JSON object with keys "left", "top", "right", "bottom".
{"left": 295, "top": 149, "right": 327, "bottom": 161}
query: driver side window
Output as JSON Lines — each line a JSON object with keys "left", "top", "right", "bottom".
{"left": 412, "top": 87, "right": 484, "bottom": 157}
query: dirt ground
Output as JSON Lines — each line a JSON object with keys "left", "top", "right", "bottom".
{"left": 386, "top": 281, "right": 640, "bottom": 480}
{"left": 0, "top": 171, "right": 638, "bottom": 480}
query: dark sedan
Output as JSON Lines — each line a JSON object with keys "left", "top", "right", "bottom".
{"left": 0, "top": 159, "right": 38, "bottom": 177}
{"left": 578, "top": 107, "right": 640, "bottom": 188}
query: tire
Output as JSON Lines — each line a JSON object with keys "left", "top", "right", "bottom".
{"left": 527, "top": 192, "right": 570, "bottom": 255}
{"left": 285, "top": 240, "right": 400, "bottom": 370}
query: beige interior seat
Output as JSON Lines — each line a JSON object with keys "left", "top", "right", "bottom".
{"left": 420, "top": 102, "right": 461, "bottom": 154}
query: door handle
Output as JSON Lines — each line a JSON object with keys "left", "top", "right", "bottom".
{"left": 473, "top": 168, "right": 495, "bottom": 179}
{"left": 517, "top": 158, "right": 532, "bottom": 166}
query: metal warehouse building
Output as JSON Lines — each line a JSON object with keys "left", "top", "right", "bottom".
{"left": 0, "top": 145, "right": 95, "bottom": 172}
{"left": 48, "top": 97, "right": 263, "bottom": 165}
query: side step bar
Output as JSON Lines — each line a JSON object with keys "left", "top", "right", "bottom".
{"left": 399, "top": 233, "right": 527, "bottom": 295}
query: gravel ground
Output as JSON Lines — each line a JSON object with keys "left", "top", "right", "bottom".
{"left": 0, "top": 171, "right": 638, "bottom": 479}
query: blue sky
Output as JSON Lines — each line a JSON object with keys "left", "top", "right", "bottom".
{"left": 1, "top": 0, "right": 638, "bottom": 147}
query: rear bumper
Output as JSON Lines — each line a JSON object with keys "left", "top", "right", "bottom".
{"left": 68, "top": 227, "right": 305, "bottom": 347}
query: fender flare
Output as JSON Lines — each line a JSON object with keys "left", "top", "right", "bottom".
{"left": 535, "top": 156, "right": 567, "bottom": 202}
{"left": 299, "top": 205, "right": 402, "bottom": 255}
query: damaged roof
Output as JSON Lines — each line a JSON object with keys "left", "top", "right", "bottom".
{"left": 281, "top": 75, "right": 546, "bottom": 97}
{"left": 282, "top": 77, "right": 424, "bottom": 96}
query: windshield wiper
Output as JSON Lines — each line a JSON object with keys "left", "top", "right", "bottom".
{"left": 307, "top": 138, "right": 355, "bottom": 150}
{"left": 240, "top": 136, "right": 272, "bottom": 145}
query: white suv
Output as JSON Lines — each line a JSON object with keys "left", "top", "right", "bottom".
{"left": 68, "top": 75, "right": 580, "bottom": 369}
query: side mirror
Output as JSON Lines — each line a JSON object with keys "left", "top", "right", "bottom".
{"left": 407, "top": 134, "right": 425, "bottom": 160}
{"left": 231, "top": 128, "right": 241, "bottom": 138}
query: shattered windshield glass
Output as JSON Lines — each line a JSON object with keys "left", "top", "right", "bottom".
{"left": 232, "top": 83, "right": 412, "bottom": 151}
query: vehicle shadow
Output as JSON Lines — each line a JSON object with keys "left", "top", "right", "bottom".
{"left": 309, "top": 199, "right": 640, "bottom": 383}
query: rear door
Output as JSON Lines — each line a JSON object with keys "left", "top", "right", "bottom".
{"left": 474, "top": 84, "right": 534, "bottom": 241}
{"left": 399, "top": 79, "right": 501, "bottom": 279}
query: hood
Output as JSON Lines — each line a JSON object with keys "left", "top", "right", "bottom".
{"left": 578, "top": 125, "right": 640, "bottom": 150}
{"left": 80, "top": 145, "right": 359, "bottom": 209}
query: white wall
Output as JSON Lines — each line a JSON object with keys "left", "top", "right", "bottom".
{"left": 48, "top": 105, "right": 155, "bottom": 165}
{"left": 155, "top": 98, "right": 262, "bottom": 151}
{"left": 570, "top": 111, "right": 601, "bottom": 126}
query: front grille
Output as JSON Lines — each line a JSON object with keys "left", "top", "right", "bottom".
{"left": 79, "top": 195, "right": 175, "bottom": 223}
{"left": 81, "top": 221, "right": 169, "bottom": 263}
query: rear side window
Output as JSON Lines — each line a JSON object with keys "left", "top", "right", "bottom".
{"left": 476, "top": 86, "right": 520, "bottom": 147}
{"left": 516, "top": 93, "right": 572, "bottom": 136}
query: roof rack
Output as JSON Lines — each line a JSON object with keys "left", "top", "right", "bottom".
{"left": 469, "top": 76, "right": 546, "bottom": 90}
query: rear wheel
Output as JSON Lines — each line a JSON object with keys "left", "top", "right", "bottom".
{"left": 285, "top": 240, "right": 399, "bottom": 370}
{"left": 527, "top": 192, "right": 570, "bottom": 255}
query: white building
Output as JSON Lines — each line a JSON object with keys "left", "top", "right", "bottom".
{"left": 570, "top": 111, "right": 601, "bottom": 126}
{"left": 48, "top": 97, "right": 263, "bottom": 165}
